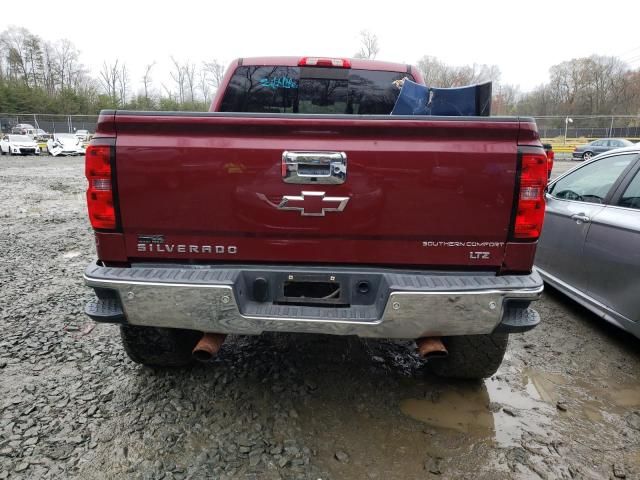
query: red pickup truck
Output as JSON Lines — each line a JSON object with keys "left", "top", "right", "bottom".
{"left": 83, "top": 56, "right": 546, "bottom": 379}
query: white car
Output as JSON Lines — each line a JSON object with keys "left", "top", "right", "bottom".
{"left": 75, "top": 129, "right": 90, "bottom": 142}
{"left": 47, "top": 133, "right": 86, "bottom": 156}
{"left": 0, "top": 134, "right": 41, "bottom": 155}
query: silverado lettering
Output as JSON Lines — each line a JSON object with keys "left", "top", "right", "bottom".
{"left": 83, "top": 56, "right": 547, "bottom": 380}
{"left": 137, "top": 244, "right": 238, "bottom": 254}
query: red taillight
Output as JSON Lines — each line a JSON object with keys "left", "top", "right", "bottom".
{"left": 298, "top": 57, "right": 351, "bottom": 68}
{"left": 513, "top": 153, "right": 548, "bottom": 240}
{"left": 85, "top": 144, "right": 116, "bottom": 230}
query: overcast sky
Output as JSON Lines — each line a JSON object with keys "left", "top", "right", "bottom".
{"left": 3, "top": 0, "right": 640, "bottom": 94}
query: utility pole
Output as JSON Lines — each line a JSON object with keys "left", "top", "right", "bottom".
{"left": 609, "top": 116, "right": 614, "bottom": 137}
{"left": 564, "top": 117, "right": 573, "bottom": 144}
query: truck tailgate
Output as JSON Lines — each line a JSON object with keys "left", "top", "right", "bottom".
{"left": 113, "top": 113, "right": 522, "bottom": 268}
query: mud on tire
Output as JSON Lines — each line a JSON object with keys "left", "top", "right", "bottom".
{"left": 120, "top": 325, "right": 202, "bottom": 367}
{"left": 426, "top": 333, "right": 508, "bottom": 380}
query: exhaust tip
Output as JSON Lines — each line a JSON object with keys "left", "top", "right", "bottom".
{"left": 416, "top": 337, "right": 448, "bottom": 360}
{"left": 422, "top": 350, "right": 448, "bottom": 360}
{"left": 192, "top": 333, "right": 226, "bottom": 362}
{"left": 192, "top": 349, "right": 214, "bottom": 362}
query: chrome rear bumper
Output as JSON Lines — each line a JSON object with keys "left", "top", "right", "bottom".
{"left": 84, "top": 262, "right": 543, "bottom": 338}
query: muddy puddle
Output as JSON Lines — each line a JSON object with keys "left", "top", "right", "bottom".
{"left": 400, "top": 375, "right": 553, "bottom": 448}
{"left": 402, "top": 368, "right": 640, "bottom": 438}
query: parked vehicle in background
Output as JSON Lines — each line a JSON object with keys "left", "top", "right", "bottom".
{"left": 543, "top": 143, "right": 554, "bottom": 178}
{"left": 572, "top": 138, "right": 632, "bottom": 161}
{"left": 536, "top": 146, "right": 640, "bottom": 339}
{"left": 0, "top": 134, "right": 40, "bottom": 155}
{"left": 75, "top": 129, "right": 90, "bottom": 142}
{"left": 47, "top": 133, "right": 86, "bottom": 156}
{"left": 0, "top": 118, "right": 14, "bottom": 133}
{"left": 25, "top": 128, "right": 52, "bottom": 142}
{"left": 11, "top": 123, "right": 36, "bottom": 135}
{"left": 82, "top": 56, "right": 547, "bottom": 380}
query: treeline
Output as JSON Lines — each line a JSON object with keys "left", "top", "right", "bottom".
{"left": 0, "top": 27, "right": 97, "bottom": 114}
{"left": 516, "top": 56, "right": 640, "bottom": 117}
{"left": 414, "top": 55, "right": 640, "bottom": 118}
{"left": 2, "top": 26, "right": 640, "bottom": 118}
{"left": 0, "top": 26, "right": 224, "bottom": 114}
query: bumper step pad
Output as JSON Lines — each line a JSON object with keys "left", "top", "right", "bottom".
{"left": 85, "top": 298, "right": 125, "bottom": 324}
{"left": 495, "top": 307, "right": 540, "bottom": 333}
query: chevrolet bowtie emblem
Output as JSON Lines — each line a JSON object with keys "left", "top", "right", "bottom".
{"left": 277, "top": 191, "right": 350, "bottom": 217}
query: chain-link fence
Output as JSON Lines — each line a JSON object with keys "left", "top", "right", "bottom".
{"left": 0, "top": 114, "right": 98, "bottom": 135}
{"left": 2, "top": 113, "right": 640, "bottom": 141}
{"left": 532, "top": 115, "right": 640, "bottom": 140}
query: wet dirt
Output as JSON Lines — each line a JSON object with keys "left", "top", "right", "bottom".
{"left": 1, "top": 156, "right": 639, "bottom": 480}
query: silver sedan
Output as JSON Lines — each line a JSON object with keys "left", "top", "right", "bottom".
{"left": 535, "top": 146, "right": 640, "bottom": 339}
{"left": 572, "top": 138, "right": 633, "bottom": 161}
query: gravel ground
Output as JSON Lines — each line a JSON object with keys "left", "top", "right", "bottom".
{"left": 1, "top": 156, "right": 639, "bottom": 480}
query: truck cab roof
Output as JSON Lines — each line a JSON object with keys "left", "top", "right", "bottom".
{"left": 238, "top": 56, "right": 414, "bottom": 74}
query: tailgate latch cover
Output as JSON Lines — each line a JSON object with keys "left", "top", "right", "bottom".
{"left": 282, "top": 151, "right": 347, "bottom": 184}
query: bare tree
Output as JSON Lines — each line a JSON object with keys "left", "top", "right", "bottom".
{"left": 160, "top": 83, "right": 174, "bottom": 100}
{"left": 169, "top": 56, "right": 186, "bottom": 104}
{"left": 492, "top": 84, "right": 520, "bottom": 115}
{"left": 142, "top": 62, "right": 155, "bottom": 101}
{"left": 54, "top": 39, "right": 81, "bottom": 91}
{"left": 24, "top": 33, "right": 44, "bottom": 88}
{"left": 354, "top": 30, "right": 379, "bottom": 60}
{"left": 117, "top": 63, "right": 129, "bottom": 106}
{"left": 183, "top": 61, "right": 197, "bottom": 103}
{"left": 203, "top": 59, "right": 225, "bottom": 90}
{"left": 98, "top": 60, "right": 120, "bottom": 104}
{"left": 199, "top": 69, "right": 211, "bottom": 104}
{"left": 416, "top": 55, "right": 501, "bottom": 88}
{"left": 416, "top": 55, "right": 458, "bottom": 87}
{"left": 1, "top": 27, "right": 32, "bottom": 85}
{"left": 41, "top": 41, "right": 58, "bottom": 95}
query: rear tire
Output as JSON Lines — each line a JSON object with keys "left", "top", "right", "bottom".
{"left": 426, "top": 334, "right": 508, "bottom": 380}
{"left": 120, "top": 325, "right": 202, "bottom": 367}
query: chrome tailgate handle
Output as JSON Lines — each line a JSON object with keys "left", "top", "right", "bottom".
{"left": 282, "top": 151, "right": 347, "bottom": 184}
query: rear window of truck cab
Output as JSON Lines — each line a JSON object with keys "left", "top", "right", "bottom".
{"left": 219, "top": 66, "right": 413, "bottom": 114}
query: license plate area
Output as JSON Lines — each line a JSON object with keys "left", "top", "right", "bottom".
{"left": 276, "top": 273, "right": 349, "bottom": 307}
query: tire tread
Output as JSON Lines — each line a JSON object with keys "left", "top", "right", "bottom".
{"left": 120, "top": 325, "right": 200, "bottom": 368}
{"left": 427, "top": 334, "right": 508, "bottom": 380}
